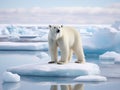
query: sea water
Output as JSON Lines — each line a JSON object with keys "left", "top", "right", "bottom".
{"left": 0, "top": 51, "right": 120, "bottom": 90}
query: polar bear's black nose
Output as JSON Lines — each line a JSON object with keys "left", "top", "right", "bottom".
{"left": 56, "top": 29, "right": 60, "bottom": 33}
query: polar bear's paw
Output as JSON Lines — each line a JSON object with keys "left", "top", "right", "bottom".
{"left": 48, "top": 61, "right": 56, "bottom": 64}
{"left": 75, "top": 60, "right": 85, "bottom": 64}
{"left": 57, "top": 61, "right": 67, "bottom": 65}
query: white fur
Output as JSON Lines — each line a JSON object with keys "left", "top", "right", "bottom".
{"left": 48, "top": 25, "right": 85, "bottom": 64}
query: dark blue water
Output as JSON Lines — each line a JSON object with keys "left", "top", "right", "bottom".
{"left": 0, "top": 51, "right": 120, "bottom": 90}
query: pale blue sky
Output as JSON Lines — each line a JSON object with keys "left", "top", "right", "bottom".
{"left": 0, "top": 0, "right": 120, "bottom": 8}
{"left": 0, "top": 0, "right": 120, "bottom": 24}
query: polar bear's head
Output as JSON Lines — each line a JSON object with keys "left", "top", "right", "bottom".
{"left": 49, "top": 25, "right": 63, "bottom": 40}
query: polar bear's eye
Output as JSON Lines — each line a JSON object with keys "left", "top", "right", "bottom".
{"left": 56, "top": 29, "right": 60, "bottom": 33}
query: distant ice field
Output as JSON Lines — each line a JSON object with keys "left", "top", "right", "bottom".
{"left": 0, "top": 23, "right": 120, "bottom": 54}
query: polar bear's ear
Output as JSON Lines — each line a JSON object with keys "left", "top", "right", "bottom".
{"left": 61, "top": 25, "right": 63, "bottom": 28}
{"left": 49, "top": 25, "right": 52, "bottom": 28}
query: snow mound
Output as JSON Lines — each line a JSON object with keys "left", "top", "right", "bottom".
{"left": 7, "top": 63, "right": 100, "bottom": 77}
{"left": 2, "top": 72, "right": 20, "bottom": 83}
{"left": 99, "top": 51, "right": 120, "bottom": 63}
{"left": 74, "top": 75, "right": 107, "bottom": 82}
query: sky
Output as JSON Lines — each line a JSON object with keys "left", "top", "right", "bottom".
{"left": 0, "top": 0, "right": 120, "bottom": 24}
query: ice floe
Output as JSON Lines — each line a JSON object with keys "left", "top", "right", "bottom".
{"left": 2, "top": 72, "right": 20, "bottom": 83}
{"left": 99, "top": 51, "right": 120, "bottom": 63}
{"left": 7, "top": 63, "right": 100, "bottom": 77}
{"left": 74, "top": 75, "right": 107, "bottom": 82}
{"left": 0, "top": 42, "right": 48, "bottom": 51}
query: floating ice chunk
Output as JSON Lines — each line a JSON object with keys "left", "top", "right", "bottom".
{"left": 99, "top": 51, "right": 120, "bottom": 63}
{"left": 99, "top": 51, "right": 120, "bottom": 59}
{"left": 2, "top": 72, "right": 20, "bottom": 83}
{"left": 74, "top": 75, "right": 107, "bottom": 82}
{"left": 7, "top": 63, "right": 100, "bottom": 77}
{"left": 92, "top": 28, "right": 116, "bottom": 49}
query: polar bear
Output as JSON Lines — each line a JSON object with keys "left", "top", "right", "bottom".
{"left": 48, "top": 25, "right": 85, "bottom": 64}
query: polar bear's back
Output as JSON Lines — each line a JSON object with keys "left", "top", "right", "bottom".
{"left": 61, "top": 26, "right": 81, "bottom": 47}
{"left": 62, "top": 26, "right": 80, "bottom": 36}
{"left": 62, "top": 26, "right": 80, "bottom": 39}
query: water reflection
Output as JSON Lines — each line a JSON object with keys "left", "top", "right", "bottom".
{"left": 50, "top": 84, "right": 84, "bottom": 90}
{"left": 2, "top": 83, "right": 20, "bottom": 90}
{"left": 100, "top": 59, "right": 115, "bottom": 64}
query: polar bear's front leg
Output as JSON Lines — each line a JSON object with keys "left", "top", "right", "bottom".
{"left": 48, "top": 40, "right": 58, "bottom": 64}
